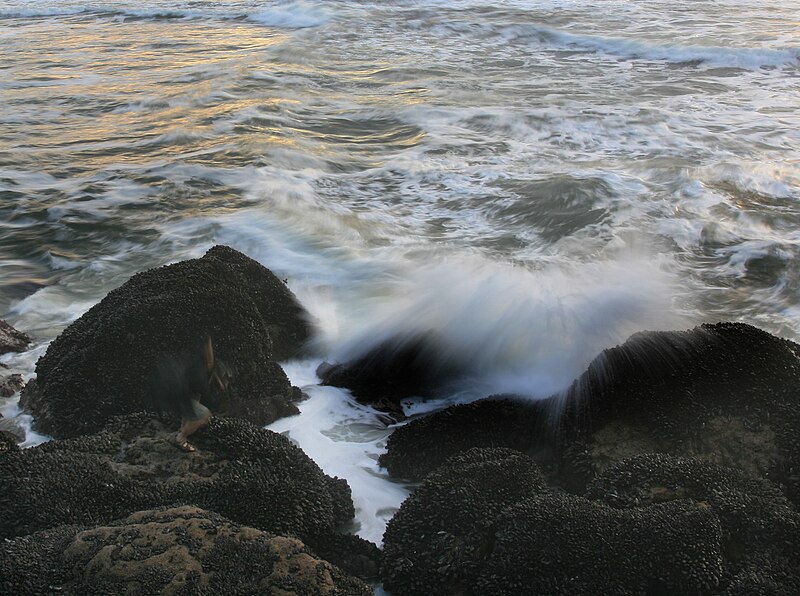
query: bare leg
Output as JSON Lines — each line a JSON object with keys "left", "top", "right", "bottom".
{"left": 176, "top": 411, "right": 211, "bottom": 452}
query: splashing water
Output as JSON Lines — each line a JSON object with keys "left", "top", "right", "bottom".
{"left": 316, "top": 251, "right": 688, "bottom": 400}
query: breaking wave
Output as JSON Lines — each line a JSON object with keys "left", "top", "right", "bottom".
{"left": 319, "top": 253, "right": 688, "bottom": 400}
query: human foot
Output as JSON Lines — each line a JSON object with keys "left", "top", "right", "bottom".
{"left": 175, "top": 436, "right": 197, "bottom": 453}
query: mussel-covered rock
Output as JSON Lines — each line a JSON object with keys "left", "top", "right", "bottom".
{"left": 381, "top": 448, "right": 730, "bottom": 595}
{"left": 0, "top": 430, "right": 20, "bottom": 454}
{"left": 558, "top": 322, "right": 800, "bottom": 498}
{"left": 0, "top": 412, "right": 25, "bottom": 444}
{"left": 0, "top": 505, "right": 372, "bottom": 595}
{"left": 587, "top": 454, "right": 800, "bottom": 589}
{"left": 474, "top": 495, "right": 723, "bottom": 596}
{"left": 20, "top": 245, "right": 311, "bottom": 438}
{"left": 0, "top": 415, "right": 376, "bottom": 579}
{"left": 0, "top": 372, "right": 24, "bottom": 397}
{"left": 381, "top": 448, "right": 547, "bottom": 595}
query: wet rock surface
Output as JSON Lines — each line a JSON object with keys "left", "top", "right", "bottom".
{"left": 379, "top": 396, "right": 551, "bottom": 481}
{"left": 0, "top": 505, "right": 372, "bottom": 595}
{"left": 0, "top": 412, "right": 25, "bottom": 444}
{"left": 0, "top": 429, "right": 20, "bottom": 453}
{"left": 0, "top": 415, "right": 377, "bottom": 580}
{"left": 558, "top": 322, "right": 800, "bottom": 498}
{"left": 381, "top": 448, "right": 547, "bottom": 595}
{"left": 20, "top": 245, "right": 311, "bottom": 438}
{"left": 382, "top": 323, "right": 800, "bottom": 503}
{"left": 477, "top": 495, "right": 723, "bottom": 596}
{"left": 0, "top": 319, "right": 30, "bottom": 354}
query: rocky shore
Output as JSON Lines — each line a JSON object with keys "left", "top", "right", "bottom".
{"left": 2, "top": 246, "right": 799, "bottom": 594}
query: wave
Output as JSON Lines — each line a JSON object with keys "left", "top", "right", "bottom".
{"left": 491, "top": 22, "right": 800, "bottom": 70}
{"left": 429, "top": 19, "right": 800, "bottom": 70}
{"left": 0, "top": 1, "right": 332, "bottom": 29}
{"left": 539, "top": 28, "right": 800, "bottom": 69}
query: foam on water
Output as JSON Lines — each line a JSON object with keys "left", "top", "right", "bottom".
{"left": 269, "top": 361, "right": 410, "bottom": 545}
{"left": 0, "top": 344, "right": 50, "bottom": 447}
{"left": 249, "top": 1, "right": 332, "bottom": 29}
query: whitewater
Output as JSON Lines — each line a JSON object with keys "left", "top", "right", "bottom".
{"left": 1, "top": 0, "right": 799, "bottom": 550}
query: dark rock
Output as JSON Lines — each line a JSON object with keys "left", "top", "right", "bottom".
{"left": 381, "top": 323, "right": 800, "bottom": 504}
{"left": 587, "top": 454, "right": 800, "bottom": 590}
{"left": 0, "top": 505, "right": 372, "bottom": 595}
{"left": 20, "top": 245, "right": 312, "bottom": 438}
{"left": 310, "top": 532, "right": 382, "bottom": 582}
{"left": 0, "top": 373, "right": 24, "bottom": 397}
{"left": 0, "top": 414, "right": 374, "bottom": 579}
{"left": 474, "top": 495, "right": 723, "bottom": 596}
{"left": 381, "top": 448, "right": 727, "bottom": 595}
{"left": 0, "top": 430, "right": 20, "bottom": 454}
{"left": 379, "top": 396, "right": 554, "bottom": 481}
{"left": 381, "top": 448, "right": 547, "bottom": 595}
{"left": 0, "top": 319, "right": 30, "bottom": 354}
{"left": 319, "top": 333, "right": 465, "bottom": 419}
{"left": 723, "top": 562, "right": 800, "bottom": 595}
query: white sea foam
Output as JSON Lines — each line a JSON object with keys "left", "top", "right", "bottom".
{"left": 9, "top": 288, "right": 98, "bottom": 336}
{"left": 269, "top": 360, "right": 410, "bottom": 545}
{"left": 423, "top": 16, "right": 800, "bottom": 70}
{"left": 0, "top": 343, "right": 51, "bottom": 448}
{"left": 698, "top": 162, "right": 800, "bottom": 200}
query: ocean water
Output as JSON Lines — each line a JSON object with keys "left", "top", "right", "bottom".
{"left": 1, "top": 0, "right": 799, "bottom": 547}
